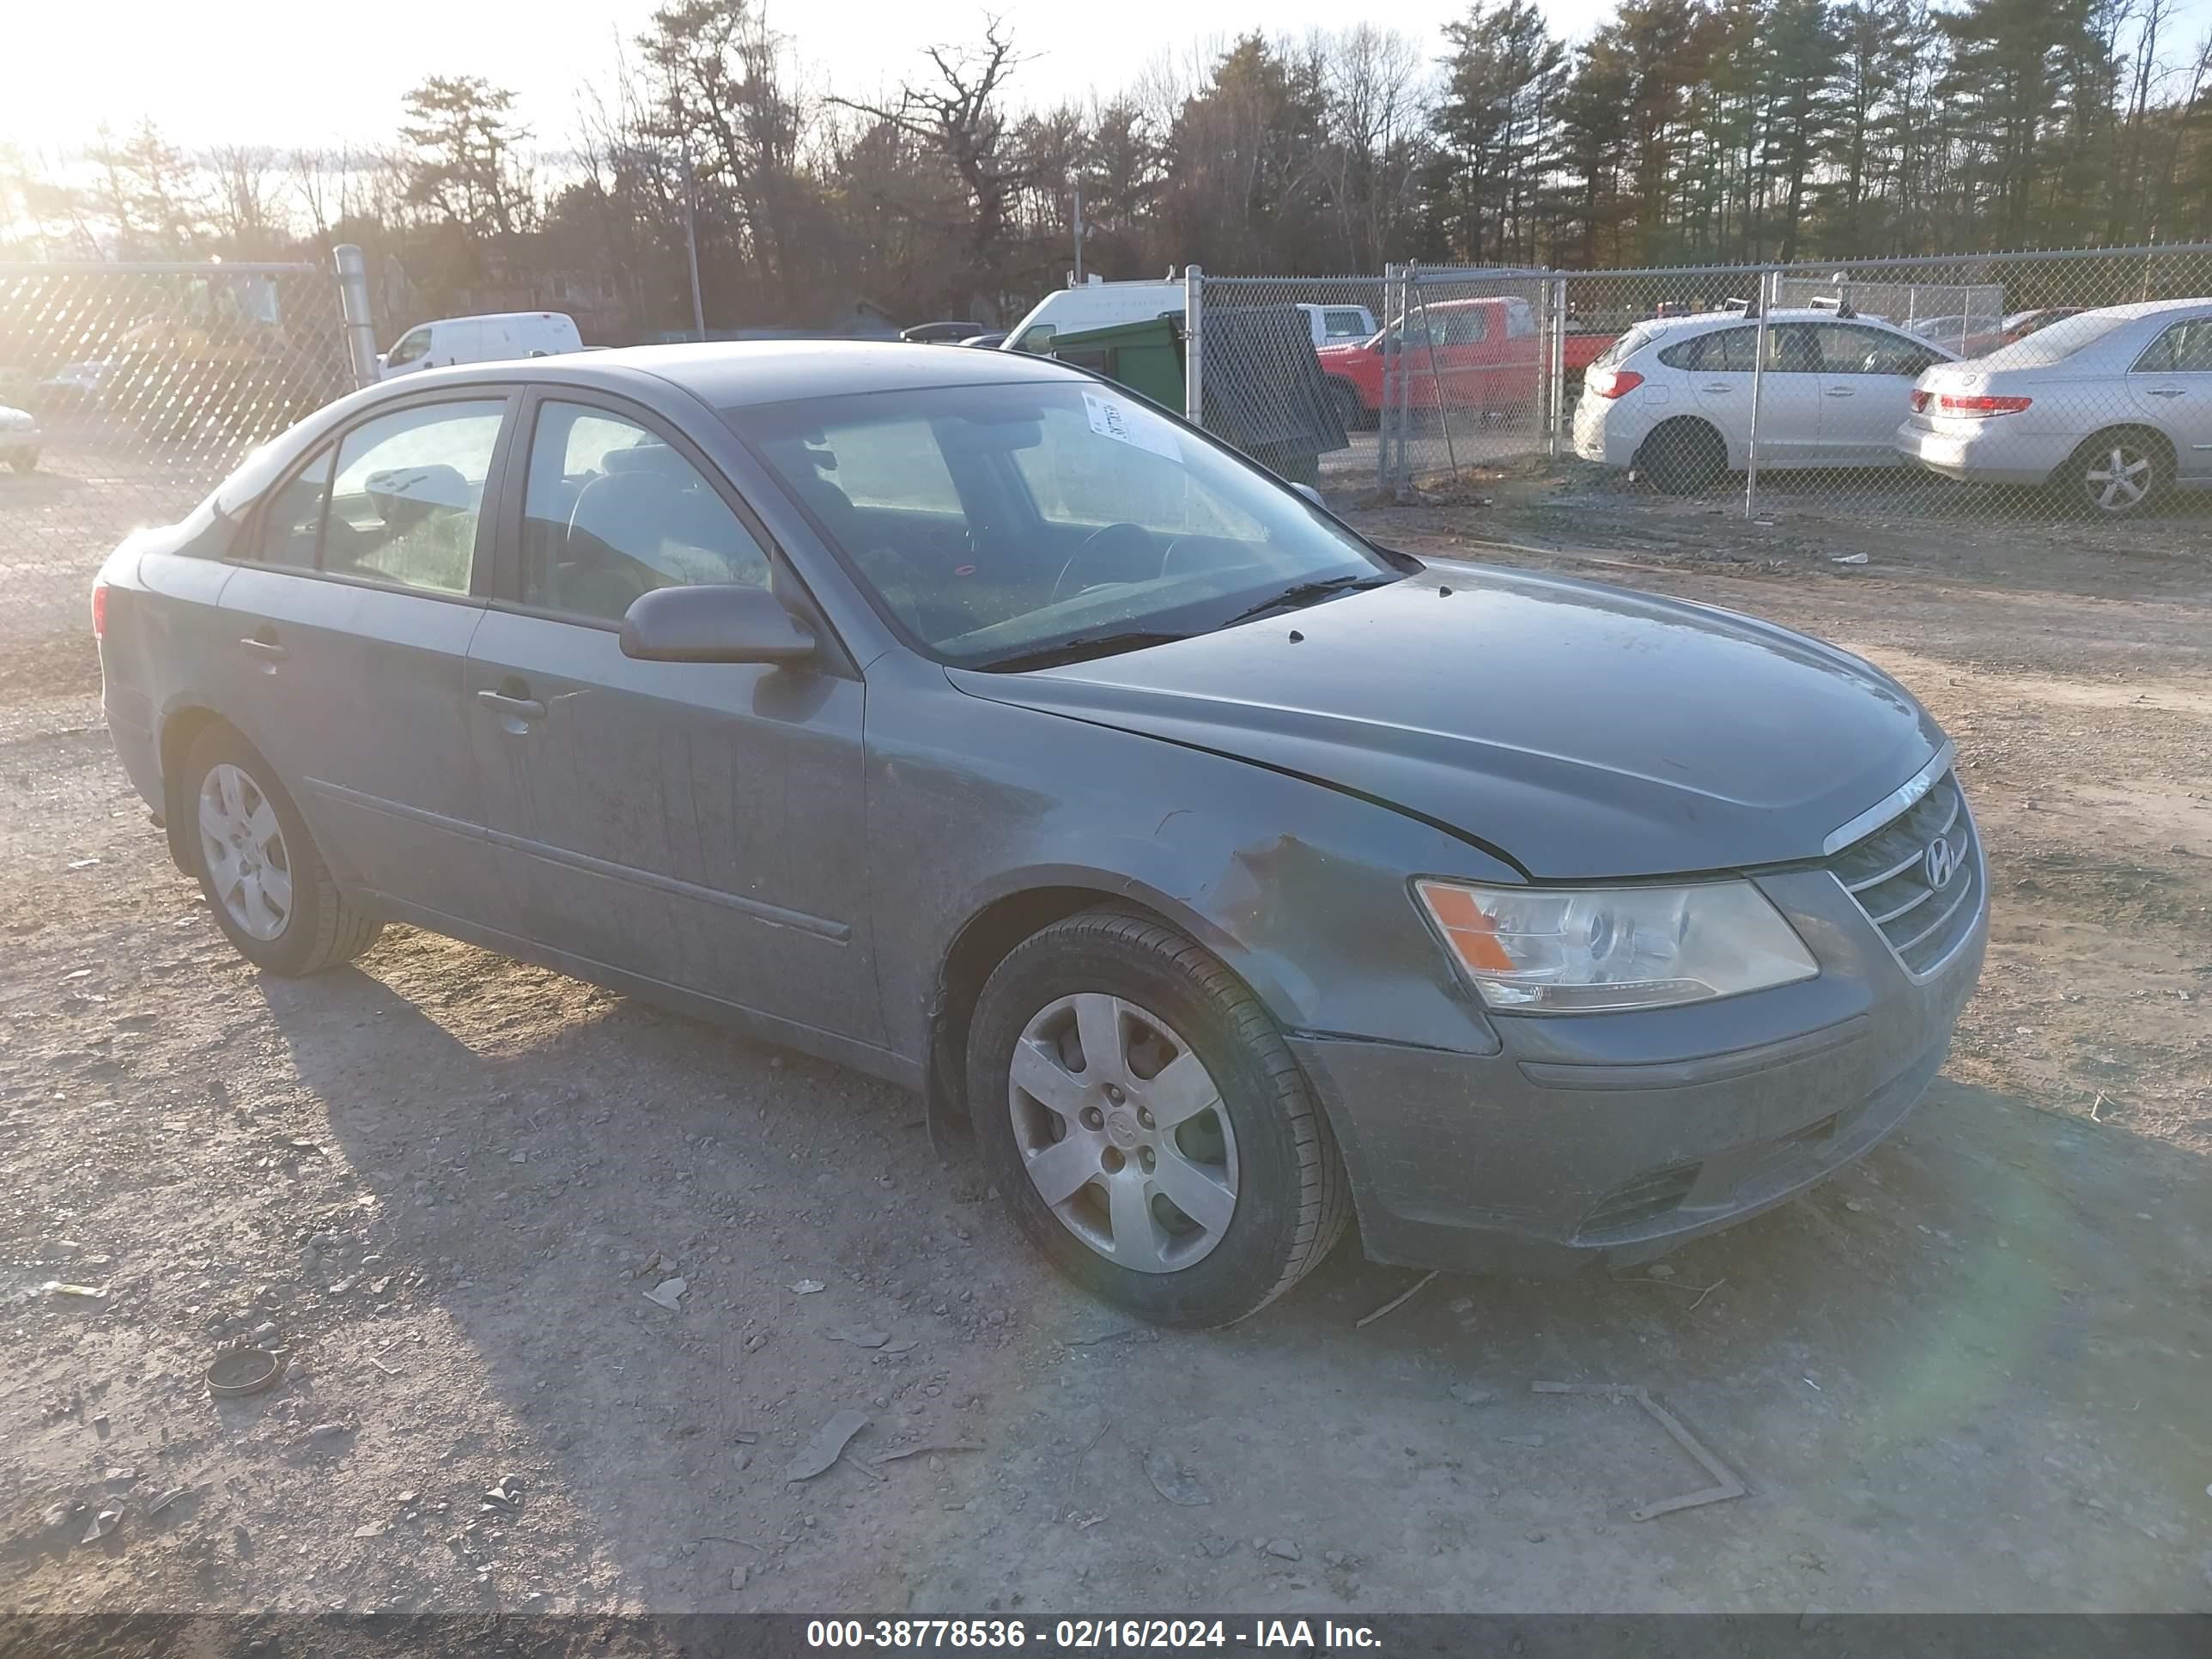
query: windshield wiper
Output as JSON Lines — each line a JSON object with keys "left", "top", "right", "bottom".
{"left": 1219, "top": 573, "right": 1395, "bottom": 628}
{"left": 976, "top": 629, "right": 1192, "bottom": 673}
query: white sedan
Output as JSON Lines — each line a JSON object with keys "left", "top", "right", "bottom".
{"left": 1895, "top": 299, "right": 2212, "bottom": 518}
{"left": 1573, "top": 309, "right": 1956, "bottom": 493}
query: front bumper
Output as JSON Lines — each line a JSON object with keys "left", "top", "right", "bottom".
{"left": 1294, "top": 862, "right": 1989, "bottom": 1277}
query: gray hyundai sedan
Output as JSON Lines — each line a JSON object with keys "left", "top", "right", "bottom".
{"left": 94, "top": 343, "right": 1987, "bottom": 1327}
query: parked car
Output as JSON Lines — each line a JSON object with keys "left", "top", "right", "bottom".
{"left": 959, "top": 331, "right": 1009, "bottom": 349}
{"left": 94, "top": 342, "right": 1986, "bottom": 1327}
{"left": 1573, "top": 308, "right": 1957, "bottom": 493}
{"left": 1002, "top": 276, "right": 1186, "bottom": 355}
{"left": 901, "top": 321, "right": 987, "bottom": 343}
{"left": 1296, "top": 301, "right": 1378, "bottom": 349}
{"left": 1895, "top": 299, "right": 2212, "bottom": 517}
{"left": 380, "top": 312, "right": 582, "bottom": 379}
{"left": 0, "top": 404, "right": 40, "bottom": 471}
{"left": 1318, "top": 297, "right": 1615, "bottom": 429}
{"left": 38, "top": 360, "right": 113, "bottom": 404}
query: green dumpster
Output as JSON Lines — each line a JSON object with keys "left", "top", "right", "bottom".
{"left": 1044, "top": 316, "right": 1187, "bottom": 412}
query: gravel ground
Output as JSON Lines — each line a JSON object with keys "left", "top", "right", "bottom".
{"left": 1, "top": 455, "right": 2209, "bottom": 1618}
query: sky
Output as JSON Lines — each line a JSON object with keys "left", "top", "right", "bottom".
{"left": 8, "top": 0, "right": 2211, "bottom": 154}
{"left": 8, "top": 0, "right": 1600, "bottom": 150}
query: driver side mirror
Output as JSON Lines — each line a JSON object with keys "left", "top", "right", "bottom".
{"left": 619, "top": 583, "right": 816, "bottom": 666}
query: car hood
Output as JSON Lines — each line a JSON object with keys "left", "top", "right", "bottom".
{"left": 946, "top": 567, "right": 1943, "bottom": 879}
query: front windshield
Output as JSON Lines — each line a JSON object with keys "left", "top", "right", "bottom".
{"left": 731, "top": 380, "right": 1398, "bottom": 670}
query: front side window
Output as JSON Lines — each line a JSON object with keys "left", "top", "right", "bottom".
{"left": 1012, "top": 325, "right": 1056, "bottom": 354}
{"left": 1438, "top": 308, "right": 1489, "bottom": 347}
{"left": 521, "top": 401, "right": 771, "bottom": 623}
{"left": 1766, "top": 324, "right": 1823, "bottom": 374}
{"left": 736, "top": 380, "right": 1397, "bottom": 670}
{"left": 386, "top": 328, "right": 431, "bottom": 368}
{"left": 258, "top": 444, "right": 332, "bottom": 567}
{"left": 323, "top": 398, "right": 505, "bottom": 594}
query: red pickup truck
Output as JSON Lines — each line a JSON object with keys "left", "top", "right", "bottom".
{"left": 1316, "top": 296, "right": 1617, "bottom": 428}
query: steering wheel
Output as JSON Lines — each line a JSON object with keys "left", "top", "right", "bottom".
{"left": 1048, "top": 521, "right": 1157, "bottom": 603}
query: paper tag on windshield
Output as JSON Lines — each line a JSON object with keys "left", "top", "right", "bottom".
{"left": 1082, "top": 391, "right": 1182, "bottom": 462}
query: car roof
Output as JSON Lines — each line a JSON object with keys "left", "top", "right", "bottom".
{"left": 425, "top": 339, "right": 1088, "bottom": 409}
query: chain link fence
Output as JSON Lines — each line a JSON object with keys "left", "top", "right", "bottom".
{"left": 0, "top": 261, "right": 356, "bottom": 678}
{"left": 1189, "top": 244, "right": 2212, "bottom": 545}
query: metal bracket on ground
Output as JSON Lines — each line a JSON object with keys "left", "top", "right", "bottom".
{"left": 1531, "top": 1381, "right": 1748, "bottom": 1521}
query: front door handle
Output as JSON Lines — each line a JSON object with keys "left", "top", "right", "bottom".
{"left": 476, "top": 689, "right": 546, "bottom": 721}
{"left": 1701, "top": 383, "right": 1733, "bottom": 394}
{"left": 237, "top": 635, "right": 289, "bottom": 663}
{"left": 1824, "top": 386, "right": 1856, "bottom": 398}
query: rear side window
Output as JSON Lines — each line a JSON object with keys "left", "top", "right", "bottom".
{"left": 1981, "top": 310, "right": 2132, "bottom": 368}
{"left": 1591, "top": 323, "right": 1659, "bottom": 369}
{"left": 1323, "top": 308, "right": 1370, "bottom": 339}
{"left": 1657, "top": 335, "right": 1708, "bottom": 371}
{"left": 257, "top": 445, "right": 332, "bottom": 568}
{"left": 1659, "top": 328, "right": 1758, "bottom": 372}
{"left": 322, "top": 399, "right": 507, "bottom": 594}
{"left": 2134, "top": 319, "right": 2212, "bottom": 373}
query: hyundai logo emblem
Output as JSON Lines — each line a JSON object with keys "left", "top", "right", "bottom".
{"left": 1923, "top": 836, "right": 1962, "bottom": 890}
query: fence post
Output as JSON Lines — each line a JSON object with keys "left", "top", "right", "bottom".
{"left": 1744, "top": 268, "right": 1775, "bottom": 520}
{"left": 1182, "top": 264, "right": 1204, "bottom": 428}
{"left": 1548, "top": 275, "right": 1568, "bottom": 461}
{"left": 1396, "top": 263, "right": 1417, "bottom": 501}
{"left": 332, "top": 244, "right": 380, "bottom": 391}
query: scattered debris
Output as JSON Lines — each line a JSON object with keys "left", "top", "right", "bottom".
{"left": 1145, "top": 1450, "right": 1212, "bottom": 1507}
{"left": 42, "top": 1502, "right": 75, "bottom": 1532}
{"left": 643, "top": 1277, "right": 689, "bottom": 1312}
{"left": 1354, "top": 1268, "right": 1439, "bottom": 1328}
{"left": 785, "top": 1410, "right": 869, "bottom": 1481}
{"left": 43, "top": 1281, "right": 110, "bottom": 1304}
{"left": 352, "top": 1522, "right": 389, "bottom": 1539}
{"left": 872, "top": 1443, "right": 984, "bottom": 1468}
{"left": 1263, "top": 1538, "right": 1302, "bottom": 1561}
{"left": 1499, "top": 1433, "right": 1547, "bottom": 1449}
{"left": 306, "top": 1422, "right": 349, "bottom": 1441}
{"left": 1449, "top": 1383, "right": 1498, "bottom": 1407}
{"left": 82, "top": 1509, "right": 121, "bottom": 1545}
{"left": 789, "top": 1279, "right": 825, "bottom": 1296}
{"left": 1645, "top": 1263, "right": 1676, "bottom": 1279}
{"left": 367, "top": 1356, "right": 402, "bottom": 1378}
{"left": 1831, "top": 552, "right": 1869, "bottom": 565}
{"left": 1531, "top": 1382, "right": 1747, "bottom": 1521}
{"left": 825, "top": 1326, "right": 889, "bottom": 1349}
{"left": 205, "top": 1346, "right": 286, "bottom": 1399}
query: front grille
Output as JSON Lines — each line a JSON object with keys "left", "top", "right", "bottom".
{"left": 1577, "top": 1161, "right": 1701, "bottom": 1239}
{"left": 1827, "top": 771, "right": 1983, "bottom": 975}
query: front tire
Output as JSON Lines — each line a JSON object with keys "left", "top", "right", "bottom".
{"left": 2063, "top": 428, "right": 2168, "bottom": 519}
{"left": 968, "top": 908, "right": 1350, "bottom": 1328}
{"left": 181, "top": 725, "right": 384, "bottom": 975}
{"left": 1326, "top": 379, "right": 1372, "bottom": 432}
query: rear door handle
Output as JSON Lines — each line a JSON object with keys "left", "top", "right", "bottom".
{"left": 1825, "top": 386, "right": 1856, "bottom": 398}
{"left": 237, "top": 635, "right": 289, "bottom": 663}
{"left": 477, "top": 690, "right": 546, "bottom": 721}
{"left": 2144, "top": 386, "right": 2185, "bottom": 398}
{"left": 1700, "top": 384, "right": 1733, "bottom": 394}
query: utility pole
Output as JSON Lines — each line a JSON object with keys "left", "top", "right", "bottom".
{"left": 679, "top": 139, "right": 706, "bottom": 343}
{"left": 1072, "top": 183, "right": 1085, "bottom": 286}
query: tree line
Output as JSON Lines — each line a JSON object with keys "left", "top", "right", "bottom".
{"left": 3, "top": 0, "right": 2208, "bottom": 337}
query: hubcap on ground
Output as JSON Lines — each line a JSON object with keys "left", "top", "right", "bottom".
{"left": 2083, "top": 446, "right": 2151, "bottom": 513}
{"left": 1006, "top": 992, "right": 1238, "bottom": 1273}
{"left": 198, "top": 763, "right": 293, "bottom": 941}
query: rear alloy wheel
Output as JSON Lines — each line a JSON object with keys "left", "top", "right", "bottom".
{"left": 969, "top": 908, "right": 1350, "bottom": 1328}
{"left": 2068, "top": 431, "right": 2166, "bottom": 519}
{"left": 1636, "top": 419, "right": 1727, "bottom": 495}
{"left": 182, "top": 725, "right": 384, "bottom": 975}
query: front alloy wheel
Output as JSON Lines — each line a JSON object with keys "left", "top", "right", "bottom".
{"left": 1007, "top": 993, "right": 1239, "bottom": 1273}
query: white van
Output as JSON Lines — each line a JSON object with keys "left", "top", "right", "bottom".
{"left": 1001, "top": 278, "right": 1186, "bottom": 354}
{"left": 379, "top": 312, "right": 584, "bottom": 379}
{"left": 1000, "top": 279, "right": 1376, "bottom": 354}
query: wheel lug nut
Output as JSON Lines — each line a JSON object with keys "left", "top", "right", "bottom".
{"left": 1080, "top": 1107, "right": 1104, "bottom": 1130}
{"left": 1104, "top": 1084, "right": 1124, "bottom": 1104}
{"left": 1139, "top": 1148, "right": 1155, "bottom": 1172}
{"left": 1137, "top": 1108, "right": 1154, "bottom": 1129}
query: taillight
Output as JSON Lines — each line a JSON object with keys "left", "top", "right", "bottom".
{"left": 1936, "top": 393, "right": 2032, "bottom": 417}
{"left": 1589, "top": 368, "right": 1644, "bottom": 399}
{"left": 91, "top": 582, "right": 107, "bottom": 641}
{"left": 1909, "top": 390, "right": 1932, "bottom": 413}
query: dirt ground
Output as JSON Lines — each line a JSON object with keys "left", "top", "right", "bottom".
{"left": 2, "top": 457, "right": 2209, "bottom": 1618}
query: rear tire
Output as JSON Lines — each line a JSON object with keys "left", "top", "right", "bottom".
{"left": 1635, "top": 419, "right": 1728, "bottom": 495}
{"left": 2062, "top": 428, "right": 2169, "bottom": 520}
{"left": 968, "top": 908, "right": 1350, "bottom": 1328}
{"left": 180, "top": 725, "right": 384, "bottom": 976}
{"left": 1326, "top": 379, "right": 1372, "bottom": 432}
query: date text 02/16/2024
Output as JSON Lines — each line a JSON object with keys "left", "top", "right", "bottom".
{"left": 804, "top": 1620, "right": 1384, "bottom": 1649}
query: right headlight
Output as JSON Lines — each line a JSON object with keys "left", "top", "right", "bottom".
{"left": 1414, "top": 878, "right": 1818, "bottom": 1013}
